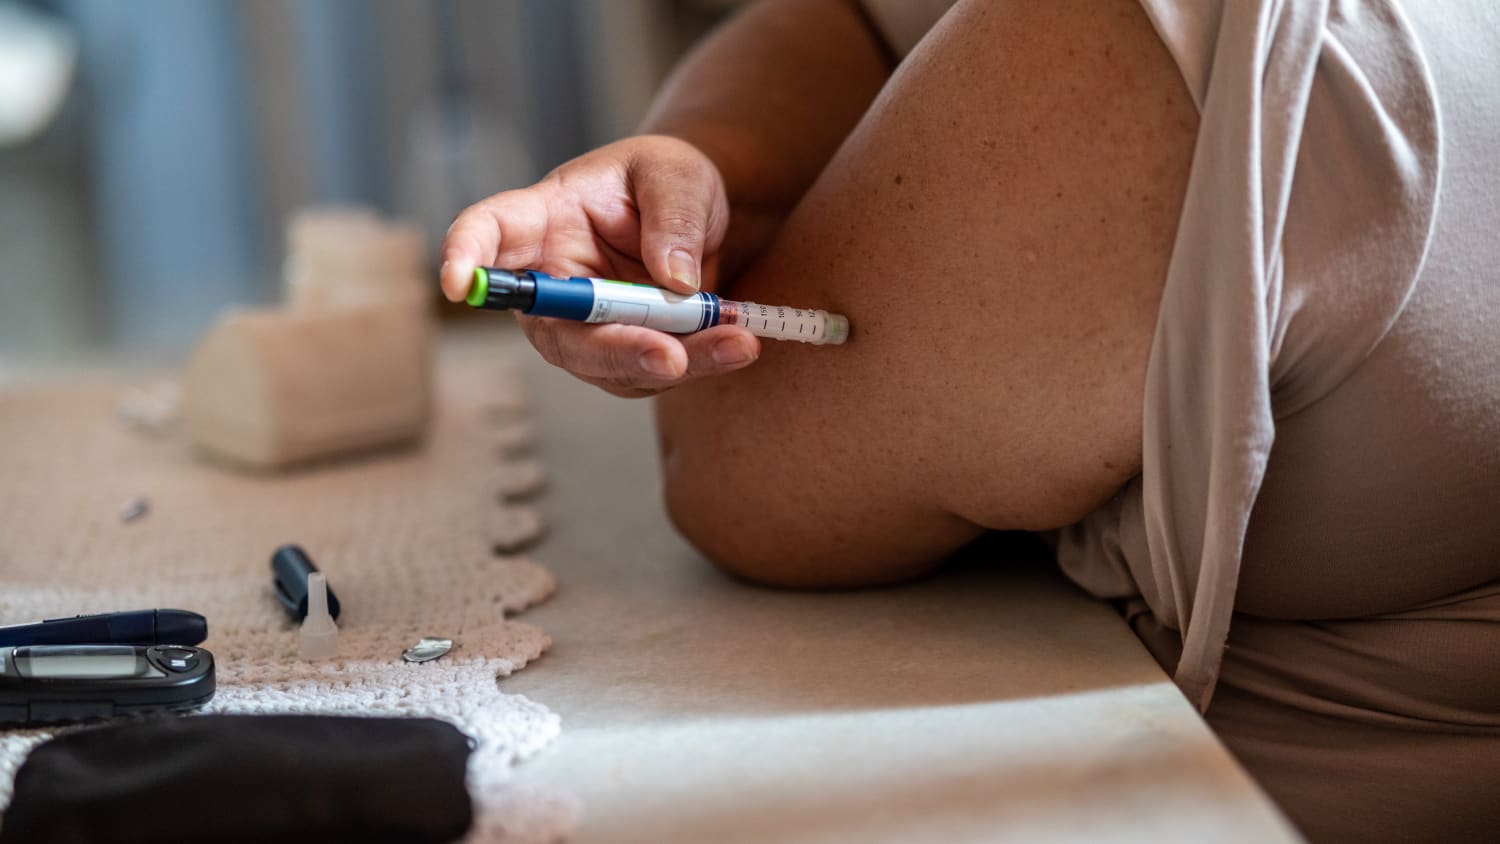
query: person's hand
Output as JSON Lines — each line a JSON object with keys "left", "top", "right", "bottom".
{"left": 440, "top": 135, "right": 761, "bottom": 397}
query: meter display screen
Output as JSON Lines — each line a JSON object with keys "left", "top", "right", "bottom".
{"left": 13, "top": 646, "right": 153, "bottom": 679}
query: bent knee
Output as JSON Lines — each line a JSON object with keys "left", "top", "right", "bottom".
{"left": 673, "top": 520, "right": 944, "bottom": 591}
{"left": 662, "top": 479, "right": 944, "bottom": 590}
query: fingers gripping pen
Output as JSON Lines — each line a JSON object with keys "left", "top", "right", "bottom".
{"left": 466, "top": 268, "right": 850, "bottom": 346}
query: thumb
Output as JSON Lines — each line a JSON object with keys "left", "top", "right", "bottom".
{"left": 630, "top": 146, "right": 727, "bottom": 294}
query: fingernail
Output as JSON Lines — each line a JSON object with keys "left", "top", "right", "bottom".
{"left": 639, "top": 350, "right": 677, "bottom": 378}
{"left": 712, "top": 337, "right": 754, "bottom": 365}
{"left": 667, "top": 249, "right": 699, "bottom": 291}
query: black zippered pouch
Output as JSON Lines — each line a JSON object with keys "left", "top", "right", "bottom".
{"left": 0, "top": 714, "right": 473, "bottom": 844}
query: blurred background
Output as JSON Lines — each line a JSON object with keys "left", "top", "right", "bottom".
{"left": 0, "top": 0, "right": 732, "bottom": 374}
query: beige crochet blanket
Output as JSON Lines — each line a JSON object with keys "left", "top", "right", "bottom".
{"left": 0, "top": 361, "right": 572, "bottom": 842}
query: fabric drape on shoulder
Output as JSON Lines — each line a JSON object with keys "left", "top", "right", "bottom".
{"left": 1054, "top": 0, "right": 1441, "bottom": 711}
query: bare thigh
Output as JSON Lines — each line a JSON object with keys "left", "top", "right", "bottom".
{"left": 656, "top": 0, "right": 1197, "bottom": 587}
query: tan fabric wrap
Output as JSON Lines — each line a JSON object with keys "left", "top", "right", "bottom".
{"left": 1054, "top": 0, "right": 1441, "bottom": 710}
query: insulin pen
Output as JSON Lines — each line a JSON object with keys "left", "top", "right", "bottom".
{"left": 465, "top": 267, "right": 850, "bottom": 345}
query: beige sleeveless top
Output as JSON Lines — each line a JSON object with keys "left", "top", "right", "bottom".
{"left": 1054, "top": 0, "right": 1450, "bottom": 711}
{"left": 867, "top": 0, "right": 1495, "bottom": 705}
{"left": 866, "top": 0, "right": 1500, "bottom": 836}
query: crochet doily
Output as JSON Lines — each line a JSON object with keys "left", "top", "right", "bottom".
{"left": 0, "top": 359, "right": 574, "bottom": 842}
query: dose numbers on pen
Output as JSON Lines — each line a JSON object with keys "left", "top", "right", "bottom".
{"left": 716, "top": 300, "right": 846, "bottom": 345}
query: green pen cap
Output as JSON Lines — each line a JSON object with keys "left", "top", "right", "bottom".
{"left": 465, "top": 267, "right": 490, "bottom": 308}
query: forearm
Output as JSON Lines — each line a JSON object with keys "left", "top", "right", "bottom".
{"left": 639, "top": 0, "right": 892, "bottom": 281}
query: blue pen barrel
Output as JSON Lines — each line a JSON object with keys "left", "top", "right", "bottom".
{"left": 528, "top": 274, "right": 597, "bottom": 321}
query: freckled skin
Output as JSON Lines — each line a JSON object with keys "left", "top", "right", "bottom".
{"left": 657, "top": 0, "right": 1197, "bottom": 587}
